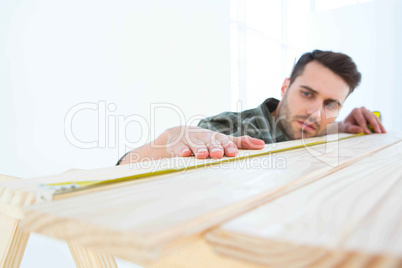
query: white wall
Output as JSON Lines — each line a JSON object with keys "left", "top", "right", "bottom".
{"left": 306, "top": 0, "right": 401, "bottom": 129}
{"left": 0, "top": 1, "right": 229, "bottom": 267}
{"left": 0, "top": 0, "right": 230, "bottom": 179}
{"left": 395, "top": 0, "right": 402, "bottom": 131}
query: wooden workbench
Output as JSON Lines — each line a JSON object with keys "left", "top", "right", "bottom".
{"left": 1, "top": 132, "right": 401, "bottom": 267}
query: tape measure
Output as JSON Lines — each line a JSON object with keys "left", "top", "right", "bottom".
{"left": 369, "top": 111, "right": 382, "bottom": 132}
{"left": 38, "top": 132, "right": 367, "bottom": 200}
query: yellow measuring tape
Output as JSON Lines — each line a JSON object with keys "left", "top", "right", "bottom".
{"left": 39, "top": 132, "right": 367, "bottom": 199}
{"left": 369, "top": 111, "right": 381, "bottom": 132}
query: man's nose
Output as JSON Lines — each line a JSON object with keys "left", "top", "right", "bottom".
{"left": 306, "top": 103, "right": 323, "bottom": 121}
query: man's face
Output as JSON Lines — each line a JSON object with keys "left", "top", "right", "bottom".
{"left": 276, "top": 61, "right": 350, "bottom": 139}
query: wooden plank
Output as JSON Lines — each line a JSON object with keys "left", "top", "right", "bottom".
{"left": 0, "top": 172, "right": 117, "bottom": 268}
{"left": 68, "top": 242, "right": 117, "bottom": 268}
{"left": 206, "top": 141, "right": 402, "bottom": 267}
{"left": 0, "top": 133, "right": 356, "bottom": 206}
{"left": 149, "top": 238, "right": 270, "bottom": 268}
{"left": 0, "top": 213, "right": 30, "bottom": 268}
{"left": 19, "top": 133, "right": 401, "bottom": 265}
{"left": 0, "top": 175, "right": 30, "bottom": 268}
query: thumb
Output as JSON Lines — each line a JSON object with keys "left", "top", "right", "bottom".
{"left": 231, "top": 135, "right": 265, "bottom": 149}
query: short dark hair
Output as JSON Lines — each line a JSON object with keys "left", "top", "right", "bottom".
{"left": 289, "top": 50, "right": 361, "bottom": 94}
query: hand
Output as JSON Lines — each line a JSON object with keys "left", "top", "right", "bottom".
{"left": 160, "top": 126, "right": 265, "bottom": 159}
{"left": 118, "top": 126, "right": 266, "bottom": 165}
{"left": 339, "top": 107, "right": 386, "bottom": 134}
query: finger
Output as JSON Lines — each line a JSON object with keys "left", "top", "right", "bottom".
{"left": 218, "top": 139, "right": 238, "bottom": 157}
{"left": 187, "top": 140, "right": 210, "bottom": 159}
{"left": 375, "top": 116, "right": 386, "bottom": 133}
{"left": 231, "top": 135, "right": 265, "bottom": 149}
{"left": 206, "top": 141, "right": 225, "bottom": 159}
{"left": 182, "top": 148, "right": 192, "bottom": 157}
{"left": 380, "top": 122, "right": 386, "bottom": 133}
{"left": 213, "top": 133, "right": 239, "bottom": 157}
{"left": 342, "top": 121, "right": 362, "bottom": 134}
{"left": 167, "top": 143, "right": 192, "bottom": 157}
{"left": 347, "top": 124, "right": 364, "bottom": 134}
{"left": 362, "top": 108, "right": 381, "bottom": 133}
{"left": 204, "top": 132, "right": 227, "bottom": 158}
{"left": 353, "top": 108, "right": 371, "bottom": 134}
{"left": 182, "top": 131, "right": 211, "bottom": 159}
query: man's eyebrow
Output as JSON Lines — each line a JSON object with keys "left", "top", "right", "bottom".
{"left": 300, "top": 85, "right": 318, "bottom": 94}
{"left": 300, "top": 85, "right": 342, "bottom": 107}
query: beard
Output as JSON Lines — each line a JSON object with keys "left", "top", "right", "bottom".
{"left": 276, "top": 94, "right": 322, "bottom": 140}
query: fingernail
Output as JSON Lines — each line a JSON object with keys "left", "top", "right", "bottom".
{"left": 211, "top": 148, "right": 221, "bottom": 153}
{"left": 198, "top": 149, "right": 208, "bottom": 153}
{"left": 227, "top": 148, "right": 236, "bottom": 154}
{"left": 183, "top": 148, "right": 191, "bottom": 153}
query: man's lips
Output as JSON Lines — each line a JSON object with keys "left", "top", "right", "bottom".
{"left": 297, "top": 121, "right": 316, "bottom": 131}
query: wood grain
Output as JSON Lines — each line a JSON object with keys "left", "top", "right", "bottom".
{"left": 206, "top": 140, "right": 402, "bottom": 268}
{"left": 0, "top": 214, "right": 30, "bottom": 268}
{"left": 0, "top": 175, "right": 30, "bottom": 268}
{"left": 19, "top": 133, "right": 401, "bottom": 264}
{"left": 0, "top": 171, "right": 117, "bottom": 268}
{"left": 0, "top": 133, "right": 356, "bottom": 207}
{"left": 68, "top": 242, "right": 117, "bottom": 268}
{"left": 150, "top": 238, "right": 270, "bottom": 268}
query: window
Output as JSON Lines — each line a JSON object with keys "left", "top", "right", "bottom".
{"left": 230, "top": 0, "right": 375, "bottom": 110}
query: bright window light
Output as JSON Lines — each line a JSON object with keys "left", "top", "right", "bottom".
{"left": 315, "top": 0, "right": 357, "bottom": 11}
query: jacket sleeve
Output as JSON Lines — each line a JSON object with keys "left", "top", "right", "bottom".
{"left": 197, "top": 111, "right": 241, "bottom": 135}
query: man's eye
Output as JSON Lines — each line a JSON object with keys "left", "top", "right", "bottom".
{"left": 302, "top": 91, "right": 311, "bottom": 97}
{"left": 325, "top": 102, "right": 337, "bottom": 109}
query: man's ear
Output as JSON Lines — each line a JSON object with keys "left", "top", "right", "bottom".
{"left": 281, "top": 78, "right": 290, "bottom": 98}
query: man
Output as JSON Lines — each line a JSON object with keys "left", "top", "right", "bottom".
{"left": 117, "top": 50, "right": 385, "bottom": 165}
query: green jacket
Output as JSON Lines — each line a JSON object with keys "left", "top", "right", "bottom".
{"left": 198, "top": 98, "right": 288, "bottom": 144}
